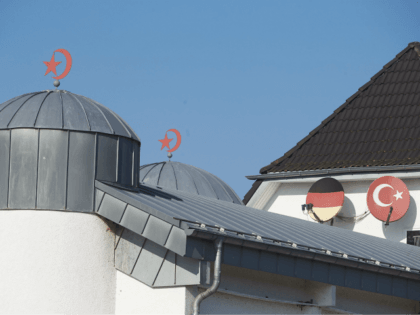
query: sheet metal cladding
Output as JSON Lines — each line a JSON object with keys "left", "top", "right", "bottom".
{"left": 306, "top": 178, "right": 344, "bottom": 222}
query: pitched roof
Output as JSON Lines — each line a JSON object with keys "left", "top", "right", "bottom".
{"left": 260, "top": 42, "right": 420, "bottom": 174}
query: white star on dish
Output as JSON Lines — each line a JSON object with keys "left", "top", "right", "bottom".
{"left": 394, "top": 190, "right": 403, "bottom": 200}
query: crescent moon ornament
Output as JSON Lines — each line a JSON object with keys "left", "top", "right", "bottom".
{"left": 167, "top": 129, "right": 181, "bottom": 153}
{"left": 52, "top": 49, "right": 72, "bottom": 80}
{"left": 372, "top": 184, "right": 393, "bottom": 207}
{"left": 44, "top": 49, "right": 72, "bottom": 82}
{"left": 158, "top": 129, "right": 182, "bottom": 154}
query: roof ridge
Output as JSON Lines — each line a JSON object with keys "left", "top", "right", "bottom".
{"left": 260, "top": 43, "right": 418, "bottom": 174}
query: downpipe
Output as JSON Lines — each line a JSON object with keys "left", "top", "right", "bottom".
{"left": 192, "top": 237, "right": 224, "bottom": 315}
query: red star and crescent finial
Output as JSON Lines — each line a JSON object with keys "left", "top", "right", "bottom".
{"left": 158, "top": 133, "right": 173, "bottom": 150}
{"left": 43, "top": 49, "right": 72, "bottom": 88}
{"left": 43, "top": 54, "right": 61, "bottom": 76}
{"left": 158, "top": 129, "right": 182, "bottom": 160}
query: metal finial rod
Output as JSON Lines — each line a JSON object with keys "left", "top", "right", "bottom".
{"left": 167, "top": 152, "right": 173, "bottom": 161}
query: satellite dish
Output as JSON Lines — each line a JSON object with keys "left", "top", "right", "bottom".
{"left": 367, "top": 176, "right": 410, "bottom": 223}
{"left": 306, "top": 178, "right": 345, "bottom": 222}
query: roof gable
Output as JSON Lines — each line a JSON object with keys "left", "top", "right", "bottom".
{"left": 261, "top": 42, "right": 420, "bottom": 174}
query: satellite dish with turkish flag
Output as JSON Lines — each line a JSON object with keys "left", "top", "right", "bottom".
{"left": 367, "top": 176, "right": 410, "bottom": 223}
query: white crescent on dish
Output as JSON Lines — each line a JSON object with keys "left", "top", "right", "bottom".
{"left": 373, "top": 184, "right": 393, "bottom": 207}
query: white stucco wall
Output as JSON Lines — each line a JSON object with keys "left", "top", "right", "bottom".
{"left": 197, "top": 265, "right": 419, "bottom": 314}
{"left": 199, "top": 289, "right": 325, "bottom": 314}
{"left": 115, "top": 270, "right": 188, "bottom": 314}
{"left": 263, "top": 177, "right": 420, "bottom": 242}
{"left": 0, "top": 210, "right": 116, "bottom": 314}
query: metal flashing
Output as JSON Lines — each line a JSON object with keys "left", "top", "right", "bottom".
{"left": 246, "top": 164, "right": 420, "bottom": 181}
{"left": 115, "top": 227, "right": 203, "bottom": 288}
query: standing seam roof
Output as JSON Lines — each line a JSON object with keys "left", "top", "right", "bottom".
{"left": 97, "top": 180, "right": 420, "bottom": 274}
{"left": 140, "top": 161, "right": 243, "bottom": 205}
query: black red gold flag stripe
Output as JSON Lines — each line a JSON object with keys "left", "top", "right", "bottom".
{"left": 306, "top": 178, "right": 344, "bottom": 222}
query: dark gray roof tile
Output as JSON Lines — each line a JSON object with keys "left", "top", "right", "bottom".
{"left": 258, "top": 43, "right": 420, "bottom": 176}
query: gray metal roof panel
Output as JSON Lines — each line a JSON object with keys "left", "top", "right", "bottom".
{"left": 0, "top": 94, "right": 36, "bottom": 128}
{"left": 8, "top": 92, "right": 48, "bottom": 128}
{"left": 170, "top": 161, "right": 199, "bottom": 194}
{"left": 141, "top": 163, "right": 164, "bottom": 186}
{"left": 72, "top": 95, "right": 113, "bottom": 134}
{"left": 158, "top": 162, "right": 177, "bottom": 190}
{"left": 83, "top": 96, "right": 131, "bottom": 138}
{"left": 140, "top": 161, "right": 243, "bottom": 204}
{"left": 35, "top": 91, "right": 63, "bottom": 129}
{"left": 0, "top": 91, "right": 140, "bottom": 142}
{"left": 96, "top": 180, "right": 420, "bottom": 273}
{"left": 186, "top": 165, "right": 219, "bottom": 199}
{"left": 62, "top": 92, "right": 90, "bottom": 131}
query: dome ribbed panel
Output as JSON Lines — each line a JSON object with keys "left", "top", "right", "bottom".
{"left": 35, "top": 92, "right": 63, "bottom": 129}
{"left": 0, "top": 94, "right": 30, "bottom": 113}
{"left": 0, "top": 91, "right": 140, "bottom": 142}
{"left": 0, "top": 94, "right": 35, "bottom": 128}
{"left": 139, "top": 164, "right": 158, "bottom": 182}
{"left": 142, "top": 163, "right": 164, "bottom": 186}
{"left": 195, "top": 169, "right": 233, "bottom": 202}
{"left": 62, "top": 93, "right": 90, "bottom": 131}
{"left": 8, "top": 92, "right": 48, "bottom": 128}
{"left": 171, "top": 162, "right": 199, "bottom": 194}
{"left": 82, "top": 97, "right": 130, "bottom": 138}
{"left": 71, "top": 95, "right": 112, "bottom": 134}
{"left": 139, "top": 161, "right": 243, "bottom": 205}
{"left": 158, "top": 163, "right": 177, "bottom": 190}
{"left": 212, "top": 174, "right": 243, "bottom": 204}
{"left": 185, "top": 166, "right": 219, "bottom": 199}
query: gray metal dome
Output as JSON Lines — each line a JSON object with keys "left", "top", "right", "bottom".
{"left": 0, "top": 90, "right": 139, "bottom": 141}
{"left": 140, "top": 161, "right": 243, "bottom": 205}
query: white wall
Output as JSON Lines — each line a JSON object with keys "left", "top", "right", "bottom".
{"left": 0, "top": 210, "right": 116, "bottom": 314}
{"left": 199, "top": 289, "right": 324, "bottom": 314}
{"left": 197, "top": 265, "right": 419, "bottom": 314}
{"left": 115, "top": 270, "right": 188, "bottom": 314}
{"left": 263, "top": 178, "right": 420, "bottom": 242}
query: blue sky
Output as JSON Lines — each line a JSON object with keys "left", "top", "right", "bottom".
{"left": 1, "top": 1, "right": 419, "bottom": 199}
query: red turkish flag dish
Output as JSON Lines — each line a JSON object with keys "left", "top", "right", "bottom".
{"left": 367, "top": 176, "right": 410, "bottom": 222}
{"left": 306, "top": 178, "right": 345, "bottom": 222}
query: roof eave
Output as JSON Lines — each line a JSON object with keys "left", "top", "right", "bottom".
{"left": 247, "top": 164, "right": 420, "bottom": 181}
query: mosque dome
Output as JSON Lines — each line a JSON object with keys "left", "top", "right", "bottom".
{"left": 0, "top": 90, "right": 139, "bottom": 141}
{"left": 140, "top": 161, "right": 243, "bottom": 205}
{"left": 0, "top": 90, "right": 140, "bottom": 212}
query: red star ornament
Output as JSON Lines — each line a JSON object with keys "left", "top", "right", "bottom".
{"left": 43, "top": 54, "right": 62, "bottom": 76}
{"left": 158, "top": 133, "right": 173, "bottom": 150}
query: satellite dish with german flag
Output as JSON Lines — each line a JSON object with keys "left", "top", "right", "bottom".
{"left": 306, "top": 178, "right": 345, "bottom": 222}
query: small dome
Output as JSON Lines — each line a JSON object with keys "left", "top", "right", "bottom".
{"left": 0, "top": 90, "right": 139, "bottom": 141}
{"left": 140, "top": 161, "right": 243, "bottom": 205}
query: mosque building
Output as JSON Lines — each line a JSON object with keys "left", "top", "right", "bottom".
{"left": 244, "top": 42, "right": 420, "bottom": 245}
{"left": 0, "top": 44, "right": 420, "bottom": 314}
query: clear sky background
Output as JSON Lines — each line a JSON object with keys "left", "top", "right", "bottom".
{"left": 1, "top": 1, "right": 419, "bottom": 200}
